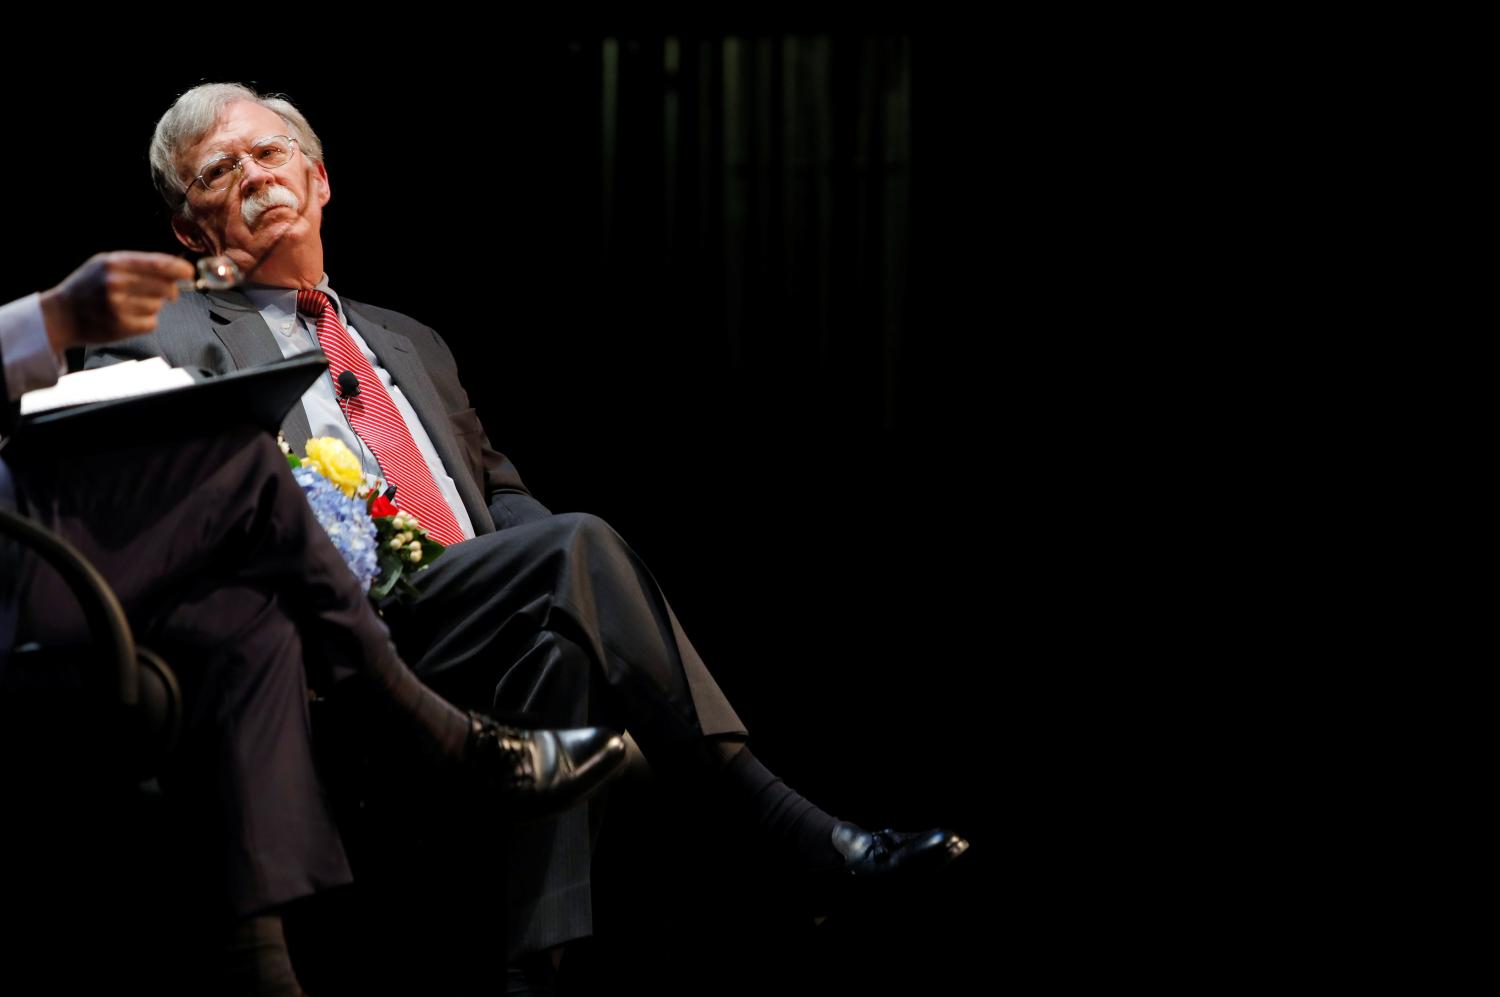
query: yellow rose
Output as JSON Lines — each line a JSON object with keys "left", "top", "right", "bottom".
{"left": 304, "top": 437, "right": 363, "bottom": 497}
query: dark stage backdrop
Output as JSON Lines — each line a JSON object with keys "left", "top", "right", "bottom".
{"left": 4, "top": 37, "right": 1018, "bottom": 991}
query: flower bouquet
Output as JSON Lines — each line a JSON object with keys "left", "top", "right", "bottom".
{"left": 282, "top": 435, "right": 446, "bottom": 600}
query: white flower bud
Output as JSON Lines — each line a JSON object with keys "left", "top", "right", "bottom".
{"left": 409, "top": 547, "right": 423, "bottom": 563}
{"left": 389, "top": 537, "right": 405, "bottom": 550}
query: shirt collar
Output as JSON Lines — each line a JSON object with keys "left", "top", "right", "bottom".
{"left": 243, "top": 275, "right": 344, "bottom": 325}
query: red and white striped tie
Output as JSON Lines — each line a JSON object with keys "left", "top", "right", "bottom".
{"left": 296, "top": 289, "right": 465, "bottom": 546}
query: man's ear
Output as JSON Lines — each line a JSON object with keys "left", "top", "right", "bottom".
{"left": 314, "top": 161, "right": 331, "bottom": 208}
{"left": 171, "top": 212, "right": 208, "bottom": 253}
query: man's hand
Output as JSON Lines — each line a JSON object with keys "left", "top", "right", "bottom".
{"left": 38, "top": 252, "right": 196, "bottom": 353}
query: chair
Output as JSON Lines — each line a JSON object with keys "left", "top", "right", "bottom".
{"left": 1, "top": 504, "right": 204, "bottom": 991}
{"left": 0, "top": 504, "right": 181, "bottom": 781}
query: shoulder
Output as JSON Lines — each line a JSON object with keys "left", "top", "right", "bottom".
{"left": 340, "top": 297, "right": 436, "bottom": 339}
{"left": 341, "top": 296, "right": 458, "bottom": 368}
{"left": 159, "top": 289, "right": 218, "bottom": 325}
{"left": 153, "top": 290, "right": 235, "bottom": 343}
{"left": 152, "top": 290, "right": 237, "bottom": 354}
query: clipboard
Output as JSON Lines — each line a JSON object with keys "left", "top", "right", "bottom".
{"left": 3, "top": 352, "right": 328, "bottom": 458}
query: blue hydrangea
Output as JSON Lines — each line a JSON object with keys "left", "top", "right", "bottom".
{"left": 293, "top": 465, "right": 379, "bottom": 592}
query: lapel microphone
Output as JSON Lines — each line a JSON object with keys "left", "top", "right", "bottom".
{"left": 332, "top": 369, "right": 398, "bottom": 502}
{"left": 334, "top": 368, "right": 381, "bottom": 485}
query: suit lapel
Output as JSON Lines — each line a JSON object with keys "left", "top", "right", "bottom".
{"left": 203, "top": 290, "right": 314, "bottom": 449}
{"left": 204, "top": 290, "right": 287, "bottom": 368}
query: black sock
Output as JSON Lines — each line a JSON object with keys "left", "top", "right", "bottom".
{"left": 352, "top": 642, "right": 474, "bottom": 766}
{"left": 712, "top": 744, "right": 845, "bottom": 871}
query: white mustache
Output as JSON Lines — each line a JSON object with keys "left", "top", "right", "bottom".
{"left": 241, "top": 185, "right": 300, "bottom": 228}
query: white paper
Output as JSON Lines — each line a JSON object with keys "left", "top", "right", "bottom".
{"left": 19, "top": 358, "right": 197, "bottom": 415}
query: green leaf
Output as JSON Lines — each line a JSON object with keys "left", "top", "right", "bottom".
{"left": 370, "top": 564, "right": 403, "bottom": 600}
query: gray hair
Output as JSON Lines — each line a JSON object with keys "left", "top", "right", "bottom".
{"left": 150, "top": 82, "right": 325, "bottom": 217}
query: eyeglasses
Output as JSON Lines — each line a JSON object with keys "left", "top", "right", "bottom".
{"left": 190, "top": 136, "right": 300, "bottom": 193}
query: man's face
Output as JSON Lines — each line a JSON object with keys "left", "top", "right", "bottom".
{"left": 173, "top": 101, "right": 330, "bottom": 273}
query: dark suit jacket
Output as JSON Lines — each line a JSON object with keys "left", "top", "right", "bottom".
{"left": 85, "top": 289, "right": 548, "bottom": 532}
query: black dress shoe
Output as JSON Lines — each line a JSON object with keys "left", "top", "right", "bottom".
{"left": 831, "top": 821, "right": 970, "bottom": 876}
{"left": 466, "top": 713, "right": 627, "bottom": 822}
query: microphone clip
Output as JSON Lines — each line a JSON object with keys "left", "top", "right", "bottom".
{"left": 337, "top": 369, "right": 362, "bottom": 401}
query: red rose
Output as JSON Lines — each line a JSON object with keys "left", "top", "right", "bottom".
{"left": 370, "top": 495, "right": 400, "bottom": 519}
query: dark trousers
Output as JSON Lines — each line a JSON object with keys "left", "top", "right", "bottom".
{"left": 385, "top": 511, "right": 747, "bottom": 956}
{"left": 8, "top": 423, "right": 404, "bottom": 916}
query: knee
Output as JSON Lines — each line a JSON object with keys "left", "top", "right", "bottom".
{"left": 238, "top": 430, "right": 292, "bottom": 479}
{"left": 552, "top": 512, "right": 623, "bottom": 552}
{"left": 188, "top": 422, "right": 276, "bottom": 472}
{"left": 160, "top": 425, "right": 288, "bottom": 502}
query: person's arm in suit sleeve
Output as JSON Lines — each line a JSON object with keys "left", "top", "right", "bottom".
{"left": 418, "top": 323, "right": 552, "bottom": 529}
{"left": 1, "top": 294, "right": 60, "bottom": 434}
{"left": 3, "top": 254, "right": 196, "bottom": 435}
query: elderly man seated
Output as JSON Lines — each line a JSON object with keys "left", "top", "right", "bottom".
{"left": 3, "top": 252, "right": 625, "bottom": 995}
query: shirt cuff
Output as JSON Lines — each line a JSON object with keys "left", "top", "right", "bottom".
{"left": 0, "top": 293, "right": 61, "bottom": 402}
